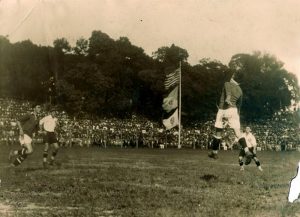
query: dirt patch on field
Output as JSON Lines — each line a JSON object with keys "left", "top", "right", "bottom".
{"left": 0, "top": 202, "right": 14, "bottom": 216}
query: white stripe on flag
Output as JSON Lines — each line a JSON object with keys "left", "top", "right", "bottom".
{"left": 165, "top": 79, "right": 179, "bottom": 89}
{"left": 165, "top": 73, "right": 180, "bottom": 83}
{"left": 165, "top": 68, "right": 180, "bottom": 89}
{"left": 166, "top": 68, "right": 180, "bottom": 78}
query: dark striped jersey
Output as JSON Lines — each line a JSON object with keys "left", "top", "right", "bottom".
{"left": 219, "top": 80, "right": 242, "bottom": 109}
{"left": 18, "top": 113, "right": 39, "bottom": 138}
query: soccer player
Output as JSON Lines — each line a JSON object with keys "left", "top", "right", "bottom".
{"left": 288, "top": 161, "right": 300, "bottom": 203}
{"left": 208, "top": 70, "right": 249, "bottom": 159}
{"left": 238, "top": 127, "right": 263, "bottom": 171}
{"left": 9, "top": 104, "right": 41, "bottom": 167}
{"left": 39, "top": 107, "right": 59, "bottom": 168}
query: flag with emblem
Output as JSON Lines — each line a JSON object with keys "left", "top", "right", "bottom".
{"left": 162, "top": 86, "right": 178, "bottom": 112}
{"left": 163, "top": 109, "right": 179, "bottom": 130}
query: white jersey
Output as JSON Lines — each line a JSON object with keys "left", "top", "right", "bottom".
{"left": 288, "top": 162, "right": 300, "bottom": 203}
{"left": 39, "top": 115, "right": 58, "bottom": 132}
{"left": 242, "top": 132, "right": 257, "bottom": 148}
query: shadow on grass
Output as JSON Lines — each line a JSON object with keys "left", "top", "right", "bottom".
{"left": 15, "top": 166, "right": 48, "bottom": 172}
{"left": 200, "top": 174, "right": 218, "bottom": 181}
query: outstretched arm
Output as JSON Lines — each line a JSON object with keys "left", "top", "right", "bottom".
{"left": 17, "top": 121, "right": 24, "bottom": 137}
{"left": 224, "top": 82, "right": 232, "bottom": 106}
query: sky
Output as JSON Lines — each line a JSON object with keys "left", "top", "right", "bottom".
{"left": 1, "top": 0, "right": 300, "bottom": 84}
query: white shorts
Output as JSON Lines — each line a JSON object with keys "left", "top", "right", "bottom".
{"left": 19, "top": 134, "right": 32, "bottom": 146}
{"left": 214, "top": 108, "right": 240, "bottom": 129}
{"left": 19, "top": 134, "right": 34, "bottom": 153}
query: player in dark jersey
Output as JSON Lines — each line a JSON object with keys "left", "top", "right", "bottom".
{"left": 9, "top": 104, "right": 41, "bottom": 167}
{"left": 208, "top": 71, "right": 250, "bottom": 159}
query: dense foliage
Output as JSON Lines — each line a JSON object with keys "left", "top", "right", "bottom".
{"left": 0, "top": 32, "right": 299, "bottom": 123}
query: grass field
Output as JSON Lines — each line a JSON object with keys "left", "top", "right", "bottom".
{"left": 0, "top": 145, "right": 300, "bottom": 217}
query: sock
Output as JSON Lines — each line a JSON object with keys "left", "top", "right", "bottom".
{"left": 211, "top": 137, "right": 221, "bottom": 151}
{"left": 239, "top": 158, "right": 244, "bottom": 166}
{"left": 254, "top": 158, "right": 261, "bottom": 167}
{"left": 51, "top": 149, "right": 58, "bottom": 161}
{"left": 13, "top": 147, "right": 28, "bottom": 166}
{"left": 43, "top": 151, "right": 48, "bottom": 162}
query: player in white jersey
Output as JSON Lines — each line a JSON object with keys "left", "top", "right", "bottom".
{"left": 39, "top": 108, "right": 59, "bottom": 168}
{"left": 239, "top": 127, "right": 263, "bottom": 171}
{"left": 288, "top": 161, "right": 300, "bottom": 203}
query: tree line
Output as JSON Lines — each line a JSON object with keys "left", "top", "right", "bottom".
{"left": 0, "top": 31, "right": 299, "bottom": 124}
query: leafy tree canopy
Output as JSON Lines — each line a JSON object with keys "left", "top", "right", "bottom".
{"left": 0, "top": 32, "right": 299, "bottom": 123}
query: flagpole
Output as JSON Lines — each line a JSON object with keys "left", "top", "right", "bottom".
{"left": 178, "top": 61, "right": 182, "bottom": 149}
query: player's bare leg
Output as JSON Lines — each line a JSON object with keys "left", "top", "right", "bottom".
{"left": 233, "top": 128, "right": 241, "bottom": 140}
{"left": 239, "top": 156, "right": 244, "bottom": 171}
{"left": 253, "top": 156, "right": 263, "bottom": 171}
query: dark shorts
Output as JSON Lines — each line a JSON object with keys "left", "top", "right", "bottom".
{"left": 239, "top": 147, "right": 257, "bottom": 158}
{"left": 43, "top": 132, "right": 58, "bottom": 144}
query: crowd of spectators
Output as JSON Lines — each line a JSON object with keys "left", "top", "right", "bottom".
{"left": 0, "top": 98, "right": 299, "bottom": 151}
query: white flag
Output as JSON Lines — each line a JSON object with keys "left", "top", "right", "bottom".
{"left": 164, "top": 68, "right": 180, "bottom": 90}
{"left": 162, "top": 86, "right": 178, "bottom": 112}
{"left": 163, "top": 109, "right": 179, "bottom": 130}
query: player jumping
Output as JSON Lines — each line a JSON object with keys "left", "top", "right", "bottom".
{"left": 208, "top": 70, "right": 250, "bottom": 159}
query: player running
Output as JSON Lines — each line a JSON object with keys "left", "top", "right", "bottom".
{"left": 9, "top": 104, "right": 41, "bottom": 167}
{"left": 39, "top": 107, "right": 60, "bottom": 168}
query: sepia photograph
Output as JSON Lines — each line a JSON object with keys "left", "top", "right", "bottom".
{"left": 0, "top": 0, "right": 300, "bottom": 216}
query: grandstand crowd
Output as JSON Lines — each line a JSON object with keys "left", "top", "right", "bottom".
{"left": 0, "top": 98, "right": 299, "bottom": 151}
